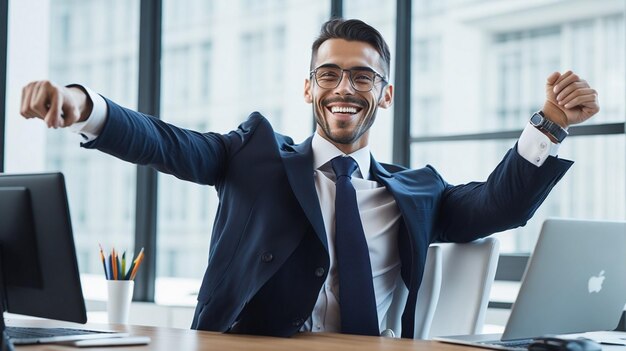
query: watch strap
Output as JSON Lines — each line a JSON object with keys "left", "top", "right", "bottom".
{"left": 530, "top": 111, "right": 568, "bottom": 143}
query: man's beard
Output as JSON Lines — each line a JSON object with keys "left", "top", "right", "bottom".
{"left": 314, "top": 96, "right": 376, "bottom": 145}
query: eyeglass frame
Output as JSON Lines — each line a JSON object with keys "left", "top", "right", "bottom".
{"left": 309, "top": 64, "right": 388, "bottom": 92}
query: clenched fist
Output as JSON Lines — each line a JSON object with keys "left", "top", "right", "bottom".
{"left": 544, "top": 71, "right": 599, "bottom": 128}
{"left": 20, "top": 80, "right": 92, "bottom": 128}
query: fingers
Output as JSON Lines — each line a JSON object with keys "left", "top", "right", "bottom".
{"left": 553, "top": 70, "right": 572, "bottom": 85}
{"left": 556, "top": 81, "right": 587, "bottom": 101}
{"left": 21, "top": 81, "right": 48, "bottom": 119}
{"left": 552, "top": 71, "right": 598, "bottom": 108}
{"left": 566, "top": 95, "right": 599, "bottom": 118}
{"left": 44, "top": 88, "right": 64, "bottom": 128}
{"left": 30, "top": 82, "right": 53, "bottom": 123}
{"left": 559, "top": 87, "right": 596, "bottom": 108}
{"left": 20, "top": 82, "right": 37, "bottom": 118}
{"left": 582, "top": 104, "right": 600, "bottom": 117}
{"left": 546, "top": 71, "right": 560, "bottom": 86}
{"left": 563, "top": 93, "right": 597, "bottom": 108}
{"left": 552, "top": 70, "right": 577, "bottom": 95}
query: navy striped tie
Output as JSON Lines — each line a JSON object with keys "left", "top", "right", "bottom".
{"left": 331, "top": 156, "right": 379, "bottom": 336}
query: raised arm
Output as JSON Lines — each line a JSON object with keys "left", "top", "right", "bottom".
{"left": 435, "top": 70, "right": 599, "bottom": 242}
{"left": 19, "top": 80, "right": 265, "bottom": 186}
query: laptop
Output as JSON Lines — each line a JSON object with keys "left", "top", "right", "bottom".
{"left": 5, "top": 326, "right": 129, "bottom": 345}
{"left": 435, "top": 218, "right": 626, "bottom": 350}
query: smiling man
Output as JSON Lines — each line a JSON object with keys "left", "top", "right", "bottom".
{"left": 20, "top": 18, "right": 598, "bottom": 338}
{"left": 306, "top": 37, "right": 393, "bottom": 153}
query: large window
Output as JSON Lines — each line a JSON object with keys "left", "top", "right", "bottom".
{"left": 155, "top": 0, "right": 330, "bottom": 303}
{"left": 2, "top": 0, "right": 624, "bottom": 306}
{"left": 4, "top": 0, "right": 139, "bottom": 274}
{"left": 410, "top": 0, "right": 626, "bottom": 253}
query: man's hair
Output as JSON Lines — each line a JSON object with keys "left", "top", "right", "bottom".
{"left": 310, "top": 18, "right": 391, "bottom": 77}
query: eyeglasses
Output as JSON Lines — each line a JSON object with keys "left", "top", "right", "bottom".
{"left": 310, "top": 65, "right": 387, "bottom": 92}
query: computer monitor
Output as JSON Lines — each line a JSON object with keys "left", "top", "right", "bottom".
{"left": 0, "top": 172, "right": 87, "bottom": 323}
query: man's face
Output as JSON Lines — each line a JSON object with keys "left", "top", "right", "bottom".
{"left": 304, "top": 39, "right": 393, "bottom": 153}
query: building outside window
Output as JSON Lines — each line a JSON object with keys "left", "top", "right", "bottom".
{"left": 5, "top": 0, "right": 139, "bottom": 275}
{"left": 410, "top": 0, "right": 625, "bottom": 252}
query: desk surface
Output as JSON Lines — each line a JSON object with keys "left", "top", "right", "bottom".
{"left": 7, "top": 319, "right": 471, "bottom": 351}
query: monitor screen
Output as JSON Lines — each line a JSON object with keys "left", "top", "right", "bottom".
{"left": 0, "top": 173, "right": 86, "bottom": 323}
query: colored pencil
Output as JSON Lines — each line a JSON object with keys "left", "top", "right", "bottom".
{"left": 129, "top": 248, "right": 145, "bottom": 280}
{"left": 98, "top": 244, "right": 108, "bottom": 280}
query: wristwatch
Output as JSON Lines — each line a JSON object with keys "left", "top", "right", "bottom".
{"left": 529, "top": 111, "right": 568, "bottom": 143}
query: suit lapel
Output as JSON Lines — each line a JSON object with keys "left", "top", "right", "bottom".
{"left": 281, "top": 137, "right": 328, "bottom": 251}
{"left": 369, "top": 157, "right": 406, "bottom": 208}
{"left": 370, "top": 157, "right": 429, "bottom": 253}
{"left": 370, "top": 157, "right": 425, "bottom": 338}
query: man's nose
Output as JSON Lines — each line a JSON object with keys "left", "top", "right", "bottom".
{"left": 334, "top": 71, "right": 355, "bottom": 94}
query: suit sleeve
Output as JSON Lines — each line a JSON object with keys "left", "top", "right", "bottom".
{"left": 433, "top": 144, "right": 573, "bottom": 242}
{"left": 80, "top": 97, "right": 260, "bottom": 186}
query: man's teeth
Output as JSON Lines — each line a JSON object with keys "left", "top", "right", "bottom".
{"left": 331, "top": 106, "right": 357, "bottom": 114}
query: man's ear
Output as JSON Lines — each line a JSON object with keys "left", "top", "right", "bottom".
{"left": 378, "top": 84, "right": 393, "bottom": 109}
{"left": 304, "top": 79, "right": 313, "bottom": 104}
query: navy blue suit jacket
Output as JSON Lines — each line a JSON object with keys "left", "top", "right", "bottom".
{"left": 83, "top": 98, "right": 572, "bottom": 338}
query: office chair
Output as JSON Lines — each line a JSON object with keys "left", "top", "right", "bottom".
{"left": 385, "top": 244, "right": 442, "bottom": 339}
{"left": 385, "top": 237, "right": 500, "bottom": 339}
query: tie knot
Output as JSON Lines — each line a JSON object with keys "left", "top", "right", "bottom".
{"left": 331, "top": 156, "right": 358, "bottom": 180}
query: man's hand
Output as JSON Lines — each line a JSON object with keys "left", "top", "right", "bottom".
{"left": 544, "top": 71, "right": 599, "bottom": 128}
{"left": 20, "top": 80, "right": 93, "bottom": 128}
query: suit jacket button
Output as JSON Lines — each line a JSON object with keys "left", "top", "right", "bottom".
{"left": 291, "top": 318, "right": 305, "bottom": 326}
{"left": 315, "top": 267, "right": 325, "bottom": 277}
{"left": 261, "top": 252, "right": 273, "bottom": 263}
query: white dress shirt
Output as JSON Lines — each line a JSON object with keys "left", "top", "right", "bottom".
{"left": 302, "top": 134, "right": 402, "bottom": 333}
{"left": 75, "top": 87, "right": 561, "bottom": 333}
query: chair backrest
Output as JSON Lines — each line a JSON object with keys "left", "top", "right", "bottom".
{"left": 385, "top": 245, "right": 442, "bottom": 339}
{"left": 384, "top": 237, "right": 499, "bottom": 339}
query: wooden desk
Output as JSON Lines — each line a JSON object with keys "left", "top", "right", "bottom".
{"left": 7, "top": 319, "right": 471, "bottom": 351}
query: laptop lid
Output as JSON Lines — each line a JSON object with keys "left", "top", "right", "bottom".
{"left": 502, "top": 218, "right": 626, "bottom": 340}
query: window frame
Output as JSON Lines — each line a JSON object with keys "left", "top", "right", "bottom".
{"left": 0, "top": 0, "right": 8, "bottom": 173}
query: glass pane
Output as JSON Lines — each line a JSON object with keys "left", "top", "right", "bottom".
{"left": 410, "top": 135, "right": 626, "bottom": 253}
{"left": 344, "top": 0, "right": 396, "bottom": 163}
{"left": 156, "top": 0, "right": 330, "bottom": 303}
{"left": 411, "top": 0, "right": 625, "bottom": 136}
{"left": 4, "top": 0, "right": 139, "bottom": 275}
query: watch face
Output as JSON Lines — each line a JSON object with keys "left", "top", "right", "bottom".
{"left": 530, "top": 112, "right": 543, "bottom": 126}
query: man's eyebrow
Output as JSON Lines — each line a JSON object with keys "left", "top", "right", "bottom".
{"left": 316, "top": 63, "right": 341, "bottom": 69}
{"left": 349, "top": 66, "right": 376, "bottom": 72}
{"left": 316, "top": 63, "right": 376, "bottom": 72}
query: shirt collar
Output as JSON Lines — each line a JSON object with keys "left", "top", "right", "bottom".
{"left": 312, "top": 132, "right": 371, "bottom": 180}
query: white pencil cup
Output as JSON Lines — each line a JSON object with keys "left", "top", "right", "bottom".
{"left": 107, "top": 280, "right": 134, "bottom": 324}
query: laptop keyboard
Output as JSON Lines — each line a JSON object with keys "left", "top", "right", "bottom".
{"left": 481, "top": 338, "right": 534, "bottom": 350}
{"left": 6, "top": 326, "right": 116, "bottom": 343}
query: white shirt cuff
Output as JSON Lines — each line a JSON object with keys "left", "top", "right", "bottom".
{"left": 68, "top": 85, "right": 108, "bottom": 142}
{"left": 517, "top": 122, "right": 560, "bottom": 167}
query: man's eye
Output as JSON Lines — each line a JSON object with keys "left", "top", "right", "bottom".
{"left": 354, "top": 73, "right": 374, "bottom": 82}
{"left": 318, "top": 72, "right": 339, "bottom": 79}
